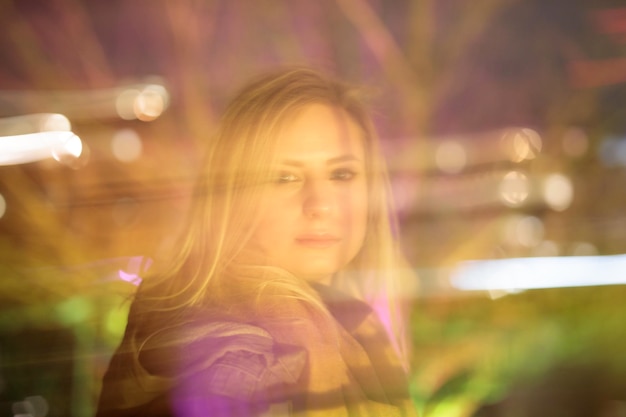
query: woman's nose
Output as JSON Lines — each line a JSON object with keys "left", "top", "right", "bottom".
{"left": 302, "top": 180, "right": 333, "bottom": 218}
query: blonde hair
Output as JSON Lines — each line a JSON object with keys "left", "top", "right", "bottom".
{"left": 133, "top": 67, "right": 413, "bottom": 365}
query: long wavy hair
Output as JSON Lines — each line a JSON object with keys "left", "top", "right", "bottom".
{"left": 130, "top": 67, "right": 414, "bottom": 366}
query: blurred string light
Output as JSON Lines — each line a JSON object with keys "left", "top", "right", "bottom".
{"left": 0, "top": 113, "right": 83, "bottom": 166}
{"left": 450, "top": 254, "right": 626, "bottom": 292}
{"left": 0, "top": 80, "right": 170, "bottom": 122}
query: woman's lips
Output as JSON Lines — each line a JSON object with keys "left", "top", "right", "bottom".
{"left": 295, "top": 234, "right": 341, "bottom": 248}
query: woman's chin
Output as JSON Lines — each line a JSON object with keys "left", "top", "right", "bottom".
{"left": 287, "top": 264, "right": 338, "bottom": 284}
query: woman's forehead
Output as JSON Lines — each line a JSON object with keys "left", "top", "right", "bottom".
{"left": 272, "top": 103, "right": 366, "bottom": 162}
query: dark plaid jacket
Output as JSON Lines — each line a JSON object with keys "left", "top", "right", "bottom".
{"left": 96, "top": 284, "right": 417, "bottom": 417}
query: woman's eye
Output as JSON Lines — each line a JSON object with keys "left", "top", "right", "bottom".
{"left": 331, "top": 169, "right": 356, "bottom": 181}
{"left": 276, "top": 172, "right": 300, "bottom": 183}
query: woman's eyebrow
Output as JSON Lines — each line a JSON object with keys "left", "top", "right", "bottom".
{"left": 326, "top": 154, "right": 361, "bottom": 165}
{"left": 278, "top": 154, "right": 362, "bottom": 167}
{"left": 279, "top": 159, "right": 304, "bottom": 167}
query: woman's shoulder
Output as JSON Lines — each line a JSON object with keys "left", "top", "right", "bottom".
{"left": 99, "top": 316, "right": 308, "bottom": 416}
{"left": 164, "top": 318, "right": 308, "bottom": 415}
{"left": 141, "top": 316, "right": 308, "bottom": 398}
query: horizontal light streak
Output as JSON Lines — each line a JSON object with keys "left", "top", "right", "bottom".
{"left": 0, "top": 81, "right": 169, "bottom": 121}
{"left": 0, "top": 113, "right": 71, "bottom": 136}
{"left": 0, "top": 131, "right": 82, "bottom": 166}
{"left": 450, "top": 254, "right": 626, "bottom": 291}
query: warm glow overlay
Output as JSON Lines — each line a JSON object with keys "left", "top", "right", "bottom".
{"left": 1, "top": 2, "right": 626, "bottom": 417}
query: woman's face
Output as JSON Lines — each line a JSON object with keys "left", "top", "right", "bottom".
{"left": 248, "top": 103, "right": 368, "bottom": 284}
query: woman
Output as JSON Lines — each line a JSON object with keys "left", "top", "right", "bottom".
{"left": 97, "top": 68, "right": 417, "bottom": 416}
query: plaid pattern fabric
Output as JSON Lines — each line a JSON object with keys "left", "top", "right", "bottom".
{"left": 97, "top": 285, "right": 418, "bottom": 417}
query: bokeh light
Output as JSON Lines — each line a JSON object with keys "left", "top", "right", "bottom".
{"left": 40, "top": 113, "right": 71, "bottom": 132}
{"left": 598, "top": 136, "right": 626, "bottom": 167}
{"left": 111, "top": 129, "right": 143, "bottom": 162}
{"left": 11, "top": 396, "right": 49, "bottom": 417}
{"left": 115, "top": 84, "right": 169, "bottom": 121}
{"left": 542, "top": 173, "right": 574, "bottom": 211}
{"left": 115, "top": 89, "right": 141, "bottom": 120}
{"left": 502, "top": 214, "right": 544, "bottom": 248}
{"left": 435, "top": 140, "right": 466, "bottom": 174}
{"left": 54, "top": 297, "right": 93, "bottom": 326}
{"left": 532, "top": 240, "right": 560, "bottom": 257}
{"left": 499, "top": 171, "right": 530, "bottom": 207}
{"left": 501, "top": 128, "right": 542, "bottom": 162}
{"left": 135, "top": 84, "right": 169, "bottom": 121}
{"left": 569, "top": 241, "right": 598, "bottom": 256}
{"left": 105, "top": 305, "right": 131, "bottom": 339}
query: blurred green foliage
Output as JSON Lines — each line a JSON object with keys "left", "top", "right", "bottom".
{"left": 410, "top": 285, "right": 626, "bottom": 416}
